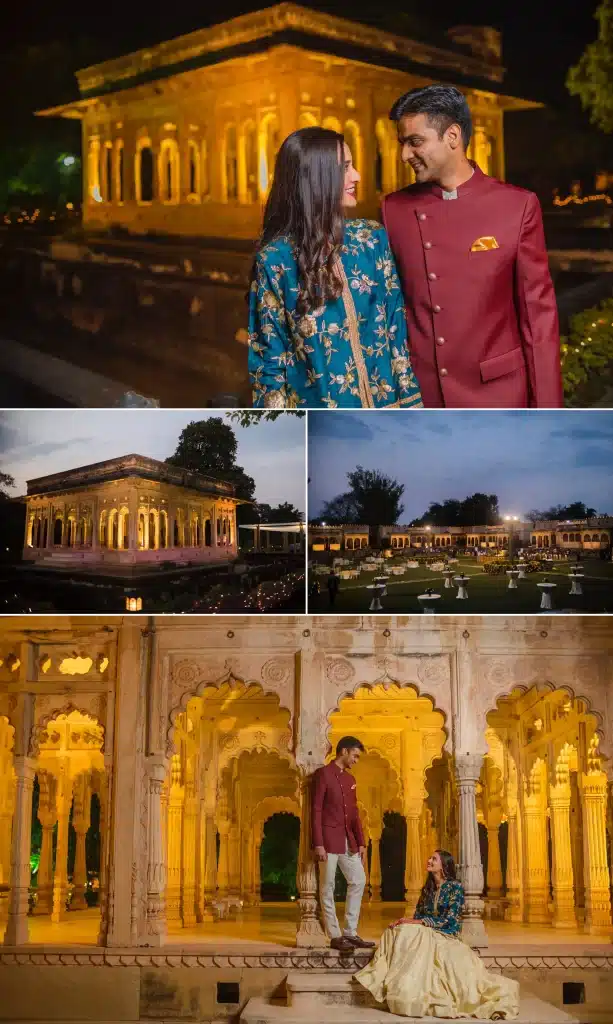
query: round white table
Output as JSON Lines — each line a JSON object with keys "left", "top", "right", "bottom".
{"left": 374, "top": 576, "right": 388, "bottom": 596}
{"left": 537, "top": 582, "right": 556, "bottom": 610}
{"left": 506, "top": 570, "right": 520, "bottom": 590}
{"left": 516, "top": 562, "right": 527, "bottom": 580}
{"left": 442, "top": 569, "right": 455, "bottom": 589}
{"left": 454, "top": 576, "right": 470, "bottom": 600}
{"left": 418, "top": 592, "right": 441, "bottom": 614}
{"left": 568, "top": 573, "right": 584, "bottom": 596}
{"left": 367, "top": 584, "right": 385, "bottom": 611}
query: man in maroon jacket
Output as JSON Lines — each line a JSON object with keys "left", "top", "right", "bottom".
{"left": 312, "top": 736, "right": 375, "bottom": 952}
{"left": 382, "top": 84, "right": 563, "bottom": 409}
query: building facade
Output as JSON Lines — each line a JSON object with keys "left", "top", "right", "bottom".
{"left": 38, "top": 3, "right": 538, "bottom": 239}
{"left": 310, "top": 520, "right": 613, "bottom": 554}
{"left": 23, "top": 454, "right": 240, "bottom": 572}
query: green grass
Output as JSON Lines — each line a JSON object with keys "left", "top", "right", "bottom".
{"left": 310, "top": 555, "right": 613, "bottom": 614}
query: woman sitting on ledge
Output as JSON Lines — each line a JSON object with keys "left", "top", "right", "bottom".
{"left": 354, "top": 850, "right": 519, "bottom": 1020}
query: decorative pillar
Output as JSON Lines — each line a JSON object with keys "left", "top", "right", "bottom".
{"left": 199, "top": 815, "right": 217, "bottom": 920}
{"left": 504, "top": 808, "right": 522, "bottom": 922}
{"left": 581, "top": 771, "right": 612, "bottom": 933}
{"left": 145, "top": 757, "right": 168, "bottom": 945}
{"left": 166, "top": 768, "right": 183, "bottom": 922}
{"left": 33, "top": 772, "right": 56, "bottom": 915}
{"left": 241, "top": 828, "right": 253, "bottom": 901}
{"left": 4, "top": 756, "right": 36, "bottom": 945}
{"left": 296, "top": 771, "right": 327, "bottom": 947}
{"left": 70, "top": 774, "right": 91, "bottom": 911}
{"left": 252, "top": 822, "right": 263, "bottom": 905}
{"left": 369, "top": 825, "right": 382, "bottom": 902}
{"left": 455, "top": 754, "right": 487, "bottom": 945}
{"left": 211, "top": 506, "right": 218, "bottom": 547}
{"left": 549, "top": 781, "right": 576, "bottom": 928}
{"left": 97, "top": 768, "right": 111, "bottom": 944}
{"left": 486, "top": 826, "right": 504, "bottom": 900}
{"left": 217, "top": 820, "right": 230, "bottom": 895}
{"left": 228, "top": 824, "right": 241, "bottom": 896}
{"left": 404, "top": 806, "right": 423, "bottom": 915}
{"left": 52, "top": 768, "right": 73, "bottom": 923}
{"left": 522, "top": 778, "right": 550, "bottom": 924}
{"left": 181, "top": 783, "right": 198, "bottom": 927}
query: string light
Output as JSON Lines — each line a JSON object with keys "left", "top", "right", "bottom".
{"left": 553, "top": 192, "right": 612, "bottom": 207}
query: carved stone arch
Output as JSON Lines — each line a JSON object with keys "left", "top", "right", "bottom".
{"left": 166, "top": 667, "right": 294, "bottom": 758}
{"left": 217, "top": 738, "right": 297, "bottom": 777}
{"left": 480, "top": 676, "right": 611, "bottom": 763}
{"left": 251, "top": 794, "right": 300, "bottom": 827}
{"left": 30, "top": 700, "right": 106, "bottom": 757}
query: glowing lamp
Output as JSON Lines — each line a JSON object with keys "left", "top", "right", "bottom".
{"left": 63, "top": 155, "right": 76, "bottom": 166}
{"left": 125, "top": 596, "right": 143, "bottom": 611}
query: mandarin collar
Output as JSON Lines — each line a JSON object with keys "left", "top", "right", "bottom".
{"left": 427, "top": 161, "right": 485, "bottom": 199}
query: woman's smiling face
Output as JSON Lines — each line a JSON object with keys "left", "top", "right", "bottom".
{"left": 341, "top": 141, "right": 360, "bottom": 206}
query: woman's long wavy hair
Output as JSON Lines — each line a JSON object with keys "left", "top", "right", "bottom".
{"left": 256, "top": 127, "right": 346, "bottom": 317}
{"left": 422, "top": 849, "right": 457, "bottom": 898}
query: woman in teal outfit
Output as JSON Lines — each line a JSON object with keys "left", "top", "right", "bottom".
{"left": 248, "top": 127, "right": 423, "bottom": 409}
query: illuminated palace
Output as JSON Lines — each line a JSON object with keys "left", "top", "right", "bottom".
{"left": 37, "top": 3, "right": 538, "bottom": 240}
{"left": 0, "top": 616, "right": 613, "bottom": 1023}
{"left": 310, "top": 520, "right": 613, "bottom": 554}
{"left": 22, "top": 454, "right": 240, "bottom": 573}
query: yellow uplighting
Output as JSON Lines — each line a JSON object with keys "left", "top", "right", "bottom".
{"left": 96, "top": 655, "right": 109, "bottom": 673}
{"left": 39, "top": 655, "right": 52, "bottom": 674}
{"left": 59, "top": 656, "right": 93, "bottom": 675}
{"left": 553, "top": 192, "right": 612, "bottom": 207}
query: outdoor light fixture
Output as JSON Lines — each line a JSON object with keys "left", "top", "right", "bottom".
{"left": 62, "top": 155, "right": 76, "bottom": 167}
{"left": 125, "top": 597, "right": 143, "bottom": 612}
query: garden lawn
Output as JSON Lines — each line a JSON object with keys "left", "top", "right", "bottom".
{"left": 310, "top": 556, "right": 613, "bottom": 614}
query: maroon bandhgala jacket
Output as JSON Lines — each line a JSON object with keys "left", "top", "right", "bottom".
{"left": 382, "top": 163, "right": 564, "bottom": 408}
{"left": 312, "top": 761, "right": 365, "bottom": 855}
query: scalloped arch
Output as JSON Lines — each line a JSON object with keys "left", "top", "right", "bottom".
{"left": 30, "top": 704, "right": 104, "bottom": 757}
{"left": 218, "top": 741, "right": 297, "bottom": 778}
{"left": 166, "top": 670, "right": 293, "bottom": 757}
{"left": 252, "top": 795, "right": 300, "bottom": 826}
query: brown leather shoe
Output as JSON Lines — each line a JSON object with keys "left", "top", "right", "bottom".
{"left": 330, "top": 936, "right": 354, "bottom": 952}
{"left": 344, "top": 934, "right": 376, "bottom": 948}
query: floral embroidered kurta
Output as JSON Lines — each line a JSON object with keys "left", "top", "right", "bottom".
{"left": 414, "top": 879, "right": 465, "bottom": 937}
{"left": 248, "top": 219, "right": 423, "bottom": 408}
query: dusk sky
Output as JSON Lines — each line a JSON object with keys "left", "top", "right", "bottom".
{"left": 308, "top": 411, "right": 613, "bottom": 522}
{"left": 0, "top": 410, "right": 306, "bottom": 512}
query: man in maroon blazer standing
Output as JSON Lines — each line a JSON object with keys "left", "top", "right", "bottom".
{"left": 312, "top": 736, "right": 376, "bottom": 952}
{"left": 382, "top": 84, "right": 564, "bottom": 409}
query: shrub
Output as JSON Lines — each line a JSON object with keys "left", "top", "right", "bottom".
{"left": 481, "top": 559, "right": 547, "bottom": 575}
{"left": 561, "top": 298, "right": 613, "bottom": 405}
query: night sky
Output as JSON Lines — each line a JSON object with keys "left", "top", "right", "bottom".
{"left": 308, "top": 411, "right": 613, "bottom": 522}
{"left": 0, "top": 410, "right": 306, "bottom": 511}
{"left": 6, "top": 0, "right": 600, "bottom": 108}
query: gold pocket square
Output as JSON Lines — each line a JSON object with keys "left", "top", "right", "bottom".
{"left": 471, "top": 236, "right": 499, "bottom": 252}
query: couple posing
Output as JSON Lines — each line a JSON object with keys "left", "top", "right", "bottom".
{"left": 312, "top": 737, "right": 519, "bottom": 1019}
{"left": 248, "top": 84, "right": 563, "bottom": 410}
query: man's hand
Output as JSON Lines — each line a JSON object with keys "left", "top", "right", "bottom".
{"left": 314, "top": 846, "right": 327, "bottom": 862}
{"left": 390, "top": 917, "right": 417, "bottom": 927}
{"left": 359, "top": 846, "right": 367, "bottom": 868}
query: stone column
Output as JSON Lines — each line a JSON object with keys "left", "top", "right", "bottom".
{"left": 504, "top": 808, "right": 522, "bottom": 922}
{"left": 181, "top": 785, "right": 198, "bottom": 926}
{"left": 33, "top": 772, "right": 56, "bottom": 915}
{"left": 369, "top": 825, "right": 382, "bottom": 902}
{"left": 145, "top": 756, "right": 168, "bottom": 945}
{"left": 0, "top": 809, "right": 13, "bottom": 888}
{"left": 211, "top": 507, "right": 218, "bottom": 547}
{"left": 4, "top": 756, "right": 36, "bottom": 946}
{"left": 199, "top": 815, "right": 217, "bottom": 921}
{"left": 52, "top": 769, "right": 73, "bottom": 922}
{"left": 404, "top": 806, "right": 423, "bottom": 915}
{"left": 70, "top": 775, "right": 91, "bottom": 911}
{"left": 295, "top": 771, "right": 327, "bottom": 947}
{"left": 549, "top": 782, "right": 576, "bottom": 928}
{"left": 581, "top": 772, "right": 612, "bottom": 934}
{"left": 228, "top": 824, "right": 241, "bottom": 895}
{"left": 241, "top": 828, "right": 253, "bottom": 901}
{"left": 523, "top": 789, "right": 550, "bottom": 924}
{"left": 252, "top": 823, "right": 263, "bottom": 905}
{"left": 217, "top": 821, "right": 230, "bottom": 895}
{"left": 96, "top": 768, "right": 111, "bottom": 945}
{"left": 486, "top": 826, "right": 504, "bottom": 900}
{"left": 166, "top": 781, "right": 183, "bottom": 921}
{"left": 455, "top": 755, "right": 487, "bottom": 945}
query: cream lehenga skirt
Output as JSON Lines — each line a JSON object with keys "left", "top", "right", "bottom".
{"left": 354, "top": 923, "right": 520, "bottom": 1019}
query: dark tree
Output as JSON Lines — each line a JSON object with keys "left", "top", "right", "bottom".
{"left": 166, "top": 418, "right": 256, "bottom": 501}
{"left": 567, "top": 1, "right": 613, "bottom": 133}
{"left": 412, "top": 493, "right": 500, "bottom": 527}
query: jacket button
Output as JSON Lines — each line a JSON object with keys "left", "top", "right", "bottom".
{"left": 436, "top": 336, "right": 445, "bottom": 345}
{"left": 428, "top": 272, "right": 437, "bottom": 281}
{"left": 424, "top": 241, "right": 432, "bottom": 249}
{"left": 433, "top": 304, "right": 441, "bottom": 313}
{"left": 440, "top": 368, "right": 448, "bottom": 376}
{"left": 418, "top": 213, "right": 427, "bottom": 221}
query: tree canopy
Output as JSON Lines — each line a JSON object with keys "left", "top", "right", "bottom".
{"left": 525, "top": 502, "right": 599, "bottom": 523}
{"left": 411, "top": 493, "right": 501, "bottom": 527}
{"left": 567, "top": 0, "right": 613, "bottom": 132}
{"left": 315, "top": 466, "right": 404, "bottom": 539}
{"left": 166, "top": 418, "right": 255, "bottom": 502}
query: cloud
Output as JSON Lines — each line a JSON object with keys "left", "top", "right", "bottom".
{"left": 308, "top": 412, "right": 375, "bottom": 442}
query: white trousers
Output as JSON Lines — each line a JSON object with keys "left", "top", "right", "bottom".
{"left": 318, "top": 843, "right": 366, "bottom": 938}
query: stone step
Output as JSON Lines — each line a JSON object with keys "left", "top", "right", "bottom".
{"left": 241, "top": 993, "right": 579, "bottom": 1024}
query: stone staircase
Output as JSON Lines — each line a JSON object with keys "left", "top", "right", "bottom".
{"left": 240, "top": 971, "right": 580, "bottom": 1024}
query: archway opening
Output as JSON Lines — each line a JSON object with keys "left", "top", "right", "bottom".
{"left": 259, "top": 812, "right": 300, "bottom": 901}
